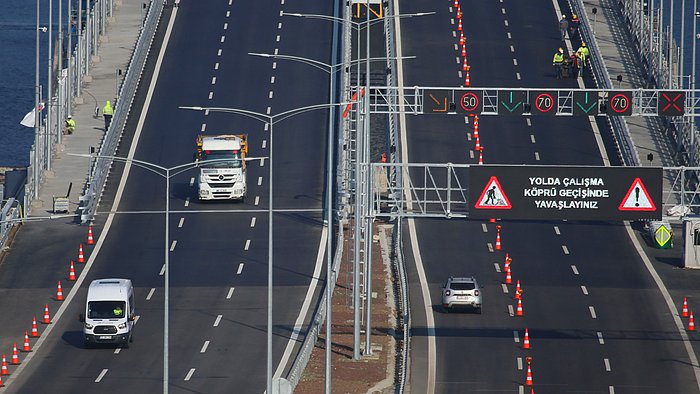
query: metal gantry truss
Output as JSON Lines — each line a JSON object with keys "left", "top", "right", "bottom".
{"left": 370, "top": 163, "right": 700, "bottom": 219}
{"left": 362, "top": 86, "right": 700, "bottom": 117}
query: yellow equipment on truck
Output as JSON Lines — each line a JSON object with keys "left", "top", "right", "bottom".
{"left": 195, "top": 134, "right": 248, "bottom": 201}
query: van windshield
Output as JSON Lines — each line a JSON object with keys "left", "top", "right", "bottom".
{"left": 88, "top": 301, "right": 126, "bottom": 319}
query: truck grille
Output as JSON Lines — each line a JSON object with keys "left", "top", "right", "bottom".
{"left": 94, "top": 325, "right": 117, "bottom": 334}
{"left": 205, "top": 174, "right": 237, "bottom": 182}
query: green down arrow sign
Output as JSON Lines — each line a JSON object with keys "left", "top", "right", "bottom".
{"left": 498, "top": 91, "right": 525, "bottom": 114}
{"left": 573, "top": 91, "right": 599, "bottom": 115}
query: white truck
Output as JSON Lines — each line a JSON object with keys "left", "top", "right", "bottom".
{"left": 196, "top": 134, "right": 248, "bottom": 201}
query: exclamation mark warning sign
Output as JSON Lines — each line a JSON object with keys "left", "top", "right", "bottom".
{"left": 619, "top": 178, "right": 656, "bottom": 211}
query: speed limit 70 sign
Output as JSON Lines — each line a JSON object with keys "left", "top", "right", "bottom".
{"left": 530, "top": 91, "right": 556, "bottom": 115}
{"left": 606, "top": 91, "right": 633, "bottom": 116}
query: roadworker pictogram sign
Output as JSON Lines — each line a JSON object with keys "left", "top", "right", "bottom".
{"left": 475, "top": 176, "right": 512, "bottom": 209}
{"left": 619, "top": 177, "right": 657, "bottom": 211}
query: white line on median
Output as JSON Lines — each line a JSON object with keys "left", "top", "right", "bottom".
{"left": 184, "top": 368, "right": 195, "bottom": 381}
{"left": 95, "top": 369, "right": 108, "bottom": 383}
{"left": 146, "top": 288, "right": 155, "bottom": 300}
{"left": 213, "top": 315, "right": 222, "bottom": 327}
{"left": 200, "top": 341, "right": 210, "bottom": 353}
{"left": 226, "top": 287, "right": 235, "bottom": 299}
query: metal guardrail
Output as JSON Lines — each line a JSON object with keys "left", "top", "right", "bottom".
{"left": 80, "top": 0, "right": 165, "bottom": 223}
{"left": 286, "top": 223, "right": 344, "bottom": 388}
{"left": 393, "top": 219, "right": 410, "bottom": 393}
{"left": 0, "top": 199, "right": 21, "bottom": 249}
{"left": 570, "top": 0, "right": 641, "bottom": 165}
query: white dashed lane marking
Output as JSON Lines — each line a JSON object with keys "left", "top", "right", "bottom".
{"left": 512, "top": 58, "right": 518, "bottom": 66}
{"left": 502, "top": 283, "right": 509, "bottom": 293}
{"left": 504, "top": 19, "right": 509, "bottom": 26}
{"left": 510, "top": 45, "right": 515, "bottom": 52}
{"left": 278, "top": 22, "right": 282, "bottom": 29}
{"left": 516, "top": 72, "right": 521, "bottom": 80}
{"left": 276, "top": 35, "right": 281, "bottom": 42}
{"left": 147, "top": 288, "right": 155, "bottom": 300}
{"left": 200, "top": 341, "right": 210, "bottom": 353}
{"left": 494, "top": 263, "right": 501, "bottom": 273}
{"left": 255, "top": 196, "right": 260, "bottom": 206}
{"left": 201, "top": 123, "right": 206, "bottom": 132}
{"left": 508, "top": 304, "right": 515, "bottom": 317}
{"left": 598, "top": 331, "right": 605, "bottom": 344}
{"left": 244, "top": 240, "right": 251, "bottom": 251}
{"left": 517, "top": 357, "right": 523, "bottom": 370}
{"left": 589, "top": 306, "right": 597, "bottom": 319}
{"left": 272, "top": 62, "right": 277, "bottom": 70}
{"left": 581, "top": 285, "right": 588, "bottom": 295}
{"left": 250, "top": 217, "right": 256, "bottom": 227}
{"left": 266, "top": 107, "right": 271, "bottom": 115}
{"left": 208, "top": 92, "right": 213, "bottom": 100}
{"left": 220, "top": 35, "right": 225, "bottom": 43}
{"left": 487, "top": 242, "right": 494, "bottom": 252}
{"left": 215, "top": 62, "right": 219, "bottom": 70}
{"left": 554, "top": 225, "right": 560, "bottom": 235}
{"left": 571, "top": 265, "right": 579, "bottom": 275}
{"left": 95, "top": 369, "right": 108, "bottom": 383}
{"left": 185, "top": 197, "right": 190, "bottom": 207}
{"left": 226, "top": 11, "right": 230, "bottom": 17}
{"left": 189, "top": 177, "right": 195, "bottom": 186}
{"left": 604, "top": 358, "right": 611, "bottom": 371}
{"left": 184, "top": 368, "right": 195, "bottom": 381}
{"left": 260, "top": 158, "right": 265, "bottom": 167}
{"left": 269, "top": 91, "right": 274, "bottom": 99}
{"left": 507, "top": 32, "right": 512, "bottom": 39}
{"left": 609, "top": 386, "right": 615, "bottom": 394}
{"left": 513, "top": 330, "right": 520, "bottom": 343}
{"left": 159, "top": 264, "right": 166, "bottom": 276}
{"left": 213, "top": 315, "right": 223, "bottom": 327}
{"left": 211, "top": 77, "right": 217, "bottom": 85}
{"left": 226, "top": 287, "right": 235, "bottom": 299}
{"left": 562, "top": 245, "right": 570, "bottom": 254}
{"left": 530, "top": 135, "right": 536, "bottom": 143}
{"left": 237, "top": 263, "right": 244, "bottom": 274}
{"left": 114, "top": 347, "right": 121, "bottom": 354}
{"left": 258, "top": 177, "right": 263, "bottom": 186}
{"left": 262, "top": 139, "right": 267, "bottom": 148}
{"left": 271, "top": 76, "right": 275, "bottom": 84}
{"left": 526, "top": 118, "right": 532, "bottom": 126}
{"left": 482, "top": 223, "right": 488, "bottom": 233}
{"left": 217, "top": 49, "right": 222, "bottom": 56}
{"left": 170, "top": 240, "right": 177, "bottom": 252}
{"left": 178, "top": 217, "right": 184, "bottom": 228}
{"left": 534, "top": 152, "right": 540, "bottom": 161}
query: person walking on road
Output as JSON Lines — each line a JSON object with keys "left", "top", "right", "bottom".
{"left": 65, "top": 115, "right": 76, "bottom": 135}
{"left": 552, "top": 48, "right": 565, "bottom": 79}
{"left": 559, "top": 15, "right": 568, "bottom": 40}
{"left": 103, "top": 100, "right": 114, "bottom": 130}
{"left": 576, "top": 42, "right": 590, "bottom": 75}
{"left": 569, "top": 51, "right": 580, "bottom": 78}
{"left": 569, "top": 14, "right": 581, "bottom": 38}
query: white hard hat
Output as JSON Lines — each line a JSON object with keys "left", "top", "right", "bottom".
{"left": 67, "top": 115, "right": 72, "bottom": 119}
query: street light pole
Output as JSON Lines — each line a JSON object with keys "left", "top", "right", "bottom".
{"left": 34, "top": 0, "right": 41, "bottom": 199}
{"left": 48, "top": 0, "right": 53, "bottom": 171}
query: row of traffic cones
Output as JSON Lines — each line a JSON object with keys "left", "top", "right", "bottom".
{"left": 453, "top": 1, "right": 471, "bottom": 87}
{"left": 0, "top": 225, "right": 95, "bottom": 385}
{"left": 682, "top": 297, "right": 696, "bottom": 331}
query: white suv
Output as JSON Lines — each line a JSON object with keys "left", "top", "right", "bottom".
{"left": 441, "top": 276, "right": 482, "bottom": 313}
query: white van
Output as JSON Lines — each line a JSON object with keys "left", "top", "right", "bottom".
{"left": 80, "top": 278, "right": 135, "bottom": 348}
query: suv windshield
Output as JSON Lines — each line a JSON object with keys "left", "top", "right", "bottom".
{"left": 201, "top": 151, "right": 242, "bottom": 168}
{"left": 450, "top": 282, "right": 476, "bottom": 291}
{"left": 88, "top": 301, "right": 126, "bottom": 319}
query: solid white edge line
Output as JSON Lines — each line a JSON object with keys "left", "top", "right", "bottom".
{"left": 624, "top": 222, "right": 700, "bottom": 390}
{"left": 0, "top": 6, "right": 181, "bottom": 390}
{"left": 273, "top": 226, "right": 328, "bottom": 379}
{"left": 394, "top": 0, "right": 435, "bottom": 390}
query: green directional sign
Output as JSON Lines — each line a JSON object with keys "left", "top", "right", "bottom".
{"left": 498, "top": 90, "right": 525, "bottom": 115}
{"left": 573, "top": 91, "right": 599, "bottom": 116}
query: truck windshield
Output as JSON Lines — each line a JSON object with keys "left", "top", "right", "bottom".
{"left": 88, "top": 301, "right": 126, "bottom": 319}
{"left": 201, "top": 151, "right": 242, "bottom": 168}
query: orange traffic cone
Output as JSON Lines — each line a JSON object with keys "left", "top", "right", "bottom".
{"left": 523, "top": 328, "right": 531, "bottom": 349}
{"left": 43, "top": 304, "right": 51, "bottom": 324}
{"left": 464, "top": 70, "right": 471, "bottom": 87}
{"left": 1, "top": 354, "right": 7, "bottom": 375}
{"left": 78, "top": 244, "right": 85, "bottom": 263}
{"left": 478, "top": 146, "right": 483, "bottom": 164}
{"left": 516, "top": 298, "right": 523, "bottom": 316}
{"left": 505, "top": 265, "right": 512, "bottom": 285}
{"left": 475, "top": 136, "right": 481, "bottom": 150}
{"left": 10, "top": 343, "right": 19, "bottom": 365}
{"left": 461, "top": 44, "right": 466, "bottom": 58}
{"left": 689, "top": 311, "right": 696, "bottom": 331}
{"left": 515, "top": 280, "right": 522, "bottom": 300}
{"left": 22, "top": 331, "right": 30, "bottom": 352}
{"left": 457, "top": 18, "right": 462, "bottom": 31}
{"left": 69, "top": 261, "right": 77, "bottom": 281}
{"left": 473, "top": 121, "right": 479, "bottom": 137}
{"left": 462, "top": 60, "right": 468, "bottom": 71}
{"left": 460, "top": 34, "right": 465, "bottom": 46}
{"left": 457, "top": 8, "right": 462, "bottom": 19}
{"left": 87, "top": 225, "right": 95, "bottom": 245}
{"left": 495, "top": 225, "right": 502, "bottom": 250}
{"left": 56, "top": 280, "right": 64, "bottom": 301}
{"left": 682, "top": 297, "right": 689, "bottom": 317}
{"left": 525, "top": 363, "right": 533, "bottom": 386}
{"left": 453, "top": 0, "right": 458, "bottom": 7}
{"left": 31, "top": 316, "right": 38, "bottom": 337}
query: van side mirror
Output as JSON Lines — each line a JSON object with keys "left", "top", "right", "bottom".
{"left": 79, "top": 314, "right": 85, "bottom": 323}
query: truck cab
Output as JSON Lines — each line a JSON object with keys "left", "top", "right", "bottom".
{"left": 80, "top": 279, "right": 135, "bottom": 348}
{"left": 196, "top": 134, "right": 248, "bottom": 201}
